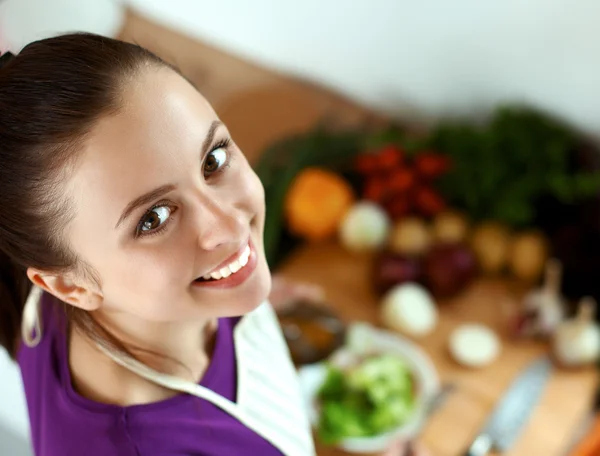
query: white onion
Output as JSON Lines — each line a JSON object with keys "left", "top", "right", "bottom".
{"left": 381, "top": 283, "right": 437, "bottom": 336}
{"left": 449, "top": 324, "right": 501, "bottom": 368}
{"left": 339, "top": 201, "right": 390, "bottom": 253}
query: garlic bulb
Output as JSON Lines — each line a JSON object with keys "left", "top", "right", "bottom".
{"left": 553, "top": 297, "right": 600, "bottom": 368}
{"left": 515, "top": 259, "right": 565, "bottom": 338}
{"left": 449, "top": 323, "right": 501, "bottom": 368}
{"left": 381, "top": 283, "right": 437, "bottom": 336}
{"left": 339, "top": 201, "right": 390, "bottom": 253}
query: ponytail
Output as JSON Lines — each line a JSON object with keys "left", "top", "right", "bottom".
{"left": 0, "top": 250, "right": 31, "bottom": 358}
{"left": 0, "top": 34, "right": 171, "bottom": 362}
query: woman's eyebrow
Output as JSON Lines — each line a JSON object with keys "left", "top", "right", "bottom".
{"left": 201, "top": 120, "right": 222, "bottom": 159}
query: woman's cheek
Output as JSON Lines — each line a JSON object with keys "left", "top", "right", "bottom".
{"left": 120, "top": 241, "right": 189, "bottom": 292}
{"left": 244, "top": 168, "right": 265, "bottom": 208}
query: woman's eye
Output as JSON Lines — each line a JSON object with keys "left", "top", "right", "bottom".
{"left": 204, "top": 148, "right": 228, "bottom": 177}
{"left": 139, "top": 206, "right": 172, "bottom": 234}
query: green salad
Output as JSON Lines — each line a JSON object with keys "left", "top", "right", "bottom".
{"left": 316, "top": 353, "right": 416, "bottom": 444}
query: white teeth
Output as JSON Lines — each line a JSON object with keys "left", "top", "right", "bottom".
{"left": 229, "top": 260, "right": 242, "bottom": 273}
{"left": 201, "top": 244, "right": 251, "bottom": 282}
{"left": 239, "top": 246, "right": 250, "bottom": 267}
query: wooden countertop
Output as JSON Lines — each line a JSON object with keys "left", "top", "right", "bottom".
{"left": 278, "top": 242, "right": 599, "bottom": 456}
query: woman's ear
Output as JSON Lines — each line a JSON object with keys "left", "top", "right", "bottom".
{"left": 26, "top": 268, "right": 102, "bottom": 311}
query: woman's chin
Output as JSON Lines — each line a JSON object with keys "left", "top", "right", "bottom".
{"left": 216, "top": 294, "right": 268, "bottom": 319}
{"left": 237, "top": 267, "right": 272, "bottom": 315}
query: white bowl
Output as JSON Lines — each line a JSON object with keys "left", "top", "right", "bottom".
{"left": 298, "top": 323, "right": 439, "bottom": 454}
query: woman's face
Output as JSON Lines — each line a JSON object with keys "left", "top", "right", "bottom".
{"left": 61, "top": 68, "right": 270, "bottom": 323}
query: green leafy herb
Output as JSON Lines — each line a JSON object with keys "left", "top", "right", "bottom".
{"left": 428, "top": 106, "right": 600, "bottom": 226}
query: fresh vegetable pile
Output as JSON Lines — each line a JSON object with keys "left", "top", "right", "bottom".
{"left": 254, "top": 106, "right": 600, "bottom": 271}
{"left": 317, "top": 353, "right": 415, "bottom": 444}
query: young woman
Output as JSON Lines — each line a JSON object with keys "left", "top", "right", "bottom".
{"left": 0, "top": 33, "right": 427, "bottom": 456}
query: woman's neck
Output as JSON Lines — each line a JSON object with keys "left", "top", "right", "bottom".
{"left": 96, "top": 311, "right": 218, "bottom": 379}
{"left": 68, "top": 314, "right": 218, "bottom": 406}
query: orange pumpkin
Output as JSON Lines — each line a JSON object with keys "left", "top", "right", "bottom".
{"left": 285, "top": 168, "right": 354, "bottom": 241}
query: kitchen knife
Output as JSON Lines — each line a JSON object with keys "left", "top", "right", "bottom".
{"left": 463, "top": 356, "right": 553, "bottom": 455}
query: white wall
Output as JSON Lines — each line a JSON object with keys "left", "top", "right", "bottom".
{"left": 0, "top": 350, "right": 30, "bottom": 441}
{"left": 125, "top": 0, "right": 600, "bottom": 134}
{"left": 0, "top": 0, "right": 124, "bottom": 53}
{"left": 3, "top": 0, "right": 600, "bottom": 134}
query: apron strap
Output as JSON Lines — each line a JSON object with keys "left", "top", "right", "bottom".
{"left": 95, "top": 343, "right": 240, "bottom": 417}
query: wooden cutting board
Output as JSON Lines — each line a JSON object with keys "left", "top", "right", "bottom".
{"left": 278, "top": 242, "right": 599, "bottom": 456}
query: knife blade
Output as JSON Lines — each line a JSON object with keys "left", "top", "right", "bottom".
{"left": 463, "top": 356, "right": 553, "bottom": 456}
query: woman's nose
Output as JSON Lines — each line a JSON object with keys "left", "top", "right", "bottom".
{"left": 193, "top": 197, "right": 247, "bottom": 251}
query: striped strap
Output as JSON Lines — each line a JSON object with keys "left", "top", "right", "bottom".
{"left": 234, "top": 302, "right": 315, "bottom": 456}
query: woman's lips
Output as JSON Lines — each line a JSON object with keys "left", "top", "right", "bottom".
{"left": 191, "top": 240, "right": 257, "bottom": 289}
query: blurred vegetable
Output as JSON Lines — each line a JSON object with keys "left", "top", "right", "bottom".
{"left": 339, "top": 202, "right": 391, "bottom": 253}
{"left": 317, "top": 354, "right": 415, "bottom": 444}
{"left": 470, "top": 222, "right": 511, "bottom": 274}
{"left": 432, "top": 211, "right": 469, "bottom": 244}
{"left": 508, "top": 230, "right": 549, "bottom": 282}
{"left": 373, "top": 252, "right": 423, "bottom": 295}
{"left": 389, "top": 217, "right": 432, "bottom": 257}
{"left": 255, "top": 105, "right": 600, "bottom": 267}
{"left": 413, "top": 151, "right": 452, "bottom": 179}
{"left": 386, "top": 196, "right": 412, "bottom": 219}
{"left": 515, "top": 259, "right": 565, "bottom": 339}
{"left": 388, "top": 168, "right": 416, "bottom": 194}
{"left": 413, "top": 186, "right": 446, "bottom": 217}
{"left": 429, "top": 106, "right": 600, "bottom": 227}
{"left": 569, "top": 413, "right": 600, "bottom": 456}
{"left": 354, "top": 146, "right": 450, "bottom": 220}
{"left": 255, "top": 128, "right": 367, "bottom": 266}
{"left": 354, "top": 145, "right": 404, "bottom": 176}
{"left": 285, "top": 167, "right": 354, "bottom": 241}
{"left": 553, "top": 297, "right": 600, "bottom": 368}
{"left": 423, "top": 244, "right": 477, "bottom": 297}
{"left": 381, "top": 283, "right": 437, "bottom": 336}
{"left": 449, "top": 324, "right": 501, "bottom": 368}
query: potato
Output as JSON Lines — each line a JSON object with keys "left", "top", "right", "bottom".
{"left": 470, "top": 222, "right": 511, "bottom": 274}
{"left": 508, "top": 231, "right": 549, "bottom": 282}
{"left": 433, "top": 210, "right": 469, "bottom": 244}
{"left": 389, "top": 217, "right": 432, "bottom": 257}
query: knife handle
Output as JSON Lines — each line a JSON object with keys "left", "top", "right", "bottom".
{"left": 463, "top": 434, "right": 493, "bottom": 456}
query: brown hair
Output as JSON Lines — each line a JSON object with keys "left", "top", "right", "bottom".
{"left": 0, "top": 33, "right": 170, "bottom": 359}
